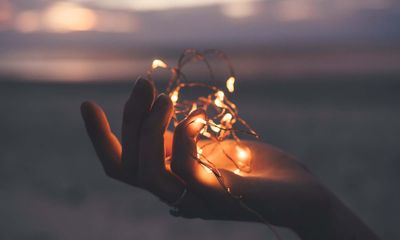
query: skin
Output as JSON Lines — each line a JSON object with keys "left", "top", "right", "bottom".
{"left": 81, "top": 78, "right": 380, "bottom": 240}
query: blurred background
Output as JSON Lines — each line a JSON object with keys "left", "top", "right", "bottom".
{"left": 1, "top": 0, "right": 399, "bottom": 239}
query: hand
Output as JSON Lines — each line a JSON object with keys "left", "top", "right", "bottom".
{"left": 81, "top": 78, "right": 379, "bottom": 240}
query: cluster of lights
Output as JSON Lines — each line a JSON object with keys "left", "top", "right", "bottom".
{"left": 147, "top": 49, "right": 281, "bottom": 240}
{"left": 148, "top": 49, "right": 258, "bottom": 175}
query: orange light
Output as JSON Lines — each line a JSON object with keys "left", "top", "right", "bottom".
{"left": 214, "top": 90, "right": 225, "bottom": 107}
{"left": 233, "top": 169, "right": 241, "bottom": 175}
{"left": 221, "top": 113, "right": 233, "bottom": 123}
{"left": 152, "top": 59, "right": 168, "bottom": 69}
{"left": 43, "top": 2, "right": 97, "bottom": 33}
{"left": 170, "top": 90, "right": 179, "bottom": 103}
{"left": 216, "top": 90, "right": 225, "bottom": 100}
{"left": 197, "top": 146, "right": 203, "bottom": 159}
{"left": 209, "top": 120, "right": 221, "bottom": 133}
{"left": 200, "top": 129, "right": 211, "bottom": 138}
{"left": 236, "top": 145, "right": 249, "bottom": 160}
{"left": 226, "top": 76, "right": 235, "bottom": 93}
{"left": 193, "top": 118, "right": 207, "bottom": 125}
{"left": 234, "top": 145, "right": 252, "bottom": 172}
{"left": 189, "top": 103, "right": 197, "bottom": 114}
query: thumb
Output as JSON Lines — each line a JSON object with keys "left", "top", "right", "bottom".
{"left": 170, "top": 109, "right": 207, "bottom": 184}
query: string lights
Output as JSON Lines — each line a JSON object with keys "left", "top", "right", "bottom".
{"left": 147, "top": 49, "right": 259, "bottom": 172}
{"left": 147, "top": 49, "right": 281, "bottom": 240}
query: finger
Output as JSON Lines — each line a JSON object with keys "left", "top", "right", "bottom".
{"left": 164, "top": 130, "right": 174, "bottom": 158}
{"left": 81, "top": 101, "right": 122, "bottom": 178}
{"left": 170, "top": 109, "right": 207, "bottom": 185}
{"left": 121, "top": 78, "right": 155, "bottom": 181}
{"left": 138, "top": 94, "right": 186, "bottom": 204}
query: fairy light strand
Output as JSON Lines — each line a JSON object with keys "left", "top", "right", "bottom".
{"left": 147, "top": 49, "right": 282, "bottom": 240}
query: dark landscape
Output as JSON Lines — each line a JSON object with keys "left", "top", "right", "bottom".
{"left": 1, "top": 76, "right": 399, "bottom": 239}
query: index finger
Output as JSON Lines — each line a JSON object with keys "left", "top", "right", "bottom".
{"left": 81, "top": 101, "right": 122, "bottom": 178}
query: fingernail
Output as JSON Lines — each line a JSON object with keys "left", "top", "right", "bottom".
{"left": 134, "top": 77, "right": 147, "bottom": 89}
{"left": 130, "top": 77, "right": 152, "bottom": 99}
{"left": 153, "top": 93, "right": 171, "bottom": 111}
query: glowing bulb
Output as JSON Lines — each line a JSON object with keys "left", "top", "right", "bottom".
{"left": 152, "top": 59, "right": 168, "bottom": 69}
{"left": 222, "top": 113, "right": 233, "bottom": 123}
{"left": 170, "top": 90, "right": 179, "bottom": 103}
{"left": 216, "top": 90, "right": 225, "bottom": 101}
{"left": 235, "top": 145, "right": 250, "bottom": 160}
{"left": 189, "top": 103, "right": 197, "bottom": 114}
{"left": 197, "top": 146, "right": 203, "bottom": 159}
{"left": 210, "top": 124, "right": 221, "bottom": 133}
{"left": 226, "top": 76, "right": 235, "bottom": 93}
{"left": 200, "top": 130, "right": 211, "bottom": 138}
{"left": 236, "top": 145, "right": 249, "bottom": 160}
{"left": 194, "top": 118, "right": 207, "bottom": 125}
{"left": 214, "top": 99, "right": 223, "bottom": 107}
{"left": 233, "top": 169, "right": 241, "bottom": 175}
{"left": 214, "top": 90, "right": 225, "bottom": 107}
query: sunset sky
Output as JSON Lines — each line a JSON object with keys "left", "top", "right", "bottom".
{"left": 1, "top": 0, "right": 400, "bottom": 81}
{"left": 1, "top": 0, "right": 399, "bottom": 43}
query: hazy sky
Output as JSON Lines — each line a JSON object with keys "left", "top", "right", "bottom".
{"left": 1, "top": 0, "right": 400, "bottom": 81}
{"left": 1, "top": 0, "right": 400, "bottom": 47}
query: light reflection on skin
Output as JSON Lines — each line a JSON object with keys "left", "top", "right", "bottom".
{"left": 194, "top": 140, "right": 252, "bottom": 187}
{"left": 164, "top": 130, "right": 250, "bottom": 187}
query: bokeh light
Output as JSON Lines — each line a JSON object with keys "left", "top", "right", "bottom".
{"left": 0, "top": 0, "right": 13, "bottom": 30}
{"left": 221, "top": 2, "right": 256, "bottom": 19}
{"left": 15, "top": 10, "right": 41, "bottom": 33}
{"left": 43, "top": 2, "right": 97, "bottom": 33}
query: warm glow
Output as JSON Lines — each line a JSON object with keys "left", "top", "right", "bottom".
{"left": 15, "top": 11, "right": 40, "bottom": 33}
{"left": 209, "top": 121, "right": 221, "bottom": 133}
{"left": 0, "top": 0, "right": 13, "bottom": 24}
{"left": 214, "top": 90, "right": 225, "bottom": 107}
{"left": 214, "top": 98, "right": 223, "bottom": 107}
{"left": 152, "top": 59, "right": 168, "bottom": 69}
{"left": 200, "top": 129, "right": 212, "bottom": 138}
{"left": 91, "top": 0, "right": 260, "bottom": 12}
{"left": 94, "top": 11, "right": 139, "bottom": 33}
{"left": 234, "top": 145, "right": 252, "bottom": 172}
{"left": 216, "top": 90, "right": 225, "bottom": 100}
{"left": 43, "top": 2, "right": 97, "bottom": 33}
{"left": 189, "top": 103, "right": 197, "bottom": 114}
{"left": 170, "top": 90, "right": 179, "bottom": 103}
{"left": 197, "top": 146, "right": 203, "bottom": 159}
{"left": 226, "top": 76, "right": 235, "bottom": 93}
{"left": 221, "top": 113, "right": 233, "bottom": 123}
{"left": 233, "top": 169, "right": 241, "bottom": 175}
{"left": 196, "top": 162, "right": 216, "bottom": 186}
{"left": 236, "top": 145, "right": 249, "bottom": 160}
{"left": 200, "top": 163, "right": 213, "bottom": 174}
{"left": 221, "top": 1, "right": 256, "bottom": 19}
{"left": 276, "top": 0, "right": 317, "bottom": 22}
{"left": 194, "top": 118, "right": 207, "bottom": 125}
